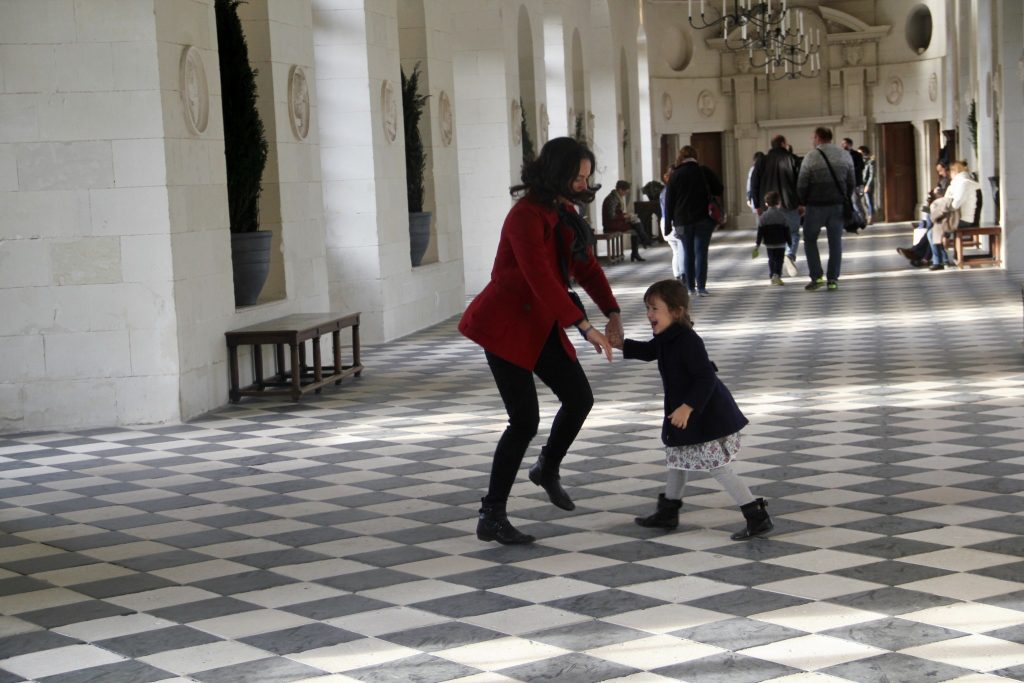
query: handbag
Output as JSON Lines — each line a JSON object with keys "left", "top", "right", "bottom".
{"left": 699, "top": 165, "right": 726, "bottom": 228}
{"left": 818, "top": 149, "right": 866, "bottom": 233}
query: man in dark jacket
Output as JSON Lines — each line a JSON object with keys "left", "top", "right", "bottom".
{"left": 751, "top": 135, "right": 801, "bottom": 277}
{"left": 842, "top": 138, "right": 868, "bottom": 222}
{"left": 797, "top": 127, "right": 854, "bottom": 291}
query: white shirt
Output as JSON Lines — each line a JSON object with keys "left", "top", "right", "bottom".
{"left": 945, "top": 171, "right": 980, "bottom": 222}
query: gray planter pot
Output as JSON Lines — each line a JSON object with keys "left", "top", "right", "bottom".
{"left": 409, "top": 211, "right": 432, "bottom": 267}
{"left": 231, "top": 230, "right": 272, "bottom": 306}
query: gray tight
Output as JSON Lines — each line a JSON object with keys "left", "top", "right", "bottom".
{"left": 665, "top": 463, "right": 753, "bottom": 505}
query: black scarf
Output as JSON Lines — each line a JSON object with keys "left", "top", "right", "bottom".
{"left": 556, "top": 204, "right": 595, "bottom": 266}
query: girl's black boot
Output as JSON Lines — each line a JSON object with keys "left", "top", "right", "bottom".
{"left": 635, "top": 494, "right": 682, "bottom": 529}
{"left": 731, "top": 497, "right": 773, "bottom": 540}
{"left": 476, "top": 500, "right": 535, "bottom": 545}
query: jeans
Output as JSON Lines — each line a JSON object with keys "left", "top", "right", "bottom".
{"left": 928, "top": 218, "right": 970, "bottom": 266}
{"left": 665, "top": 230, "right": 685, "bottom": 278}
{"left": 767, "top": 247, "right": 785, "bottom": 277}
{"left": 780, "top": 208, "right": 801, "bottom": 260}
{"left": 802, "top": 204, "right": 845, "bottom": 282}
{"left": 483, "top": 326, "right": 593, "bottom": 505}
{"left": 681, "top": 217, "right": 716, "bottom": 292}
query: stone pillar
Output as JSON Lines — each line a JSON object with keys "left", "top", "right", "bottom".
{"left": 451, "top": 0, "right": 515, "bottom": 294}
{"left": 730, "top": 74, "right": 759, "bottom": 227}
{"left": 997, "top": 0, "right": 1024, "bottom": 276}
{"left": 975, "top": 0, "right": 997, "bottom": 223}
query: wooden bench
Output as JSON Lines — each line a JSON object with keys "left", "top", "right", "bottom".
{"left": 594, "top": 232, "right": 624, "bottom": 264}
{"left": 954, "top": 225, "right": 1002, "bottom": 268}
{"left": 226, "top": 312, "right": 363, "bottom": 402}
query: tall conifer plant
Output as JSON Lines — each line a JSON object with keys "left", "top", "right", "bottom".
{"left": 216, "top": 0, "right": 268, "bottom": 233}
{"left": 402, "top": 63, "right": 429, "bottom": 213}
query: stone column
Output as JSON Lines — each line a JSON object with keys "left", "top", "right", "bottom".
{"left": 975, "top": 0, "right": 997, "bottom": 223}
{"left": 997, "top": 0, "right": 1023, "bottom": 276}
{"left": 730, "top": 72, "right": 759, "bottom": 227}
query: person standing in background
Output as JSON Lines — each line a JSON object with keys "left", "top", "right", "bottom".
{"left": 859, "top": 145, "right": 876, "bottom": 225}
{"left": 751, "top": 135, "right": 801, "bottom": 277}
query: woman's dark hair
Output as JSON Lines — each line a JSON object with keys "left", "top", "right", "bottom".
{"left": 512, "top": 136, "right": 599, "bottom": 204}
{"left": 644, "top": 279, "right": 693, "bottom": 328}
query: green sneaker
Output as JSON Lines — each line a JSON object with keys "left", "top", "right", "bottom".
{"left": 804, "top": 280, "right": 822, "bottom": 291}
{"left": 816, "top": 276, "right": 826, "bottom": 284}
{"left": 826, "top": 280, "right": 839, "bottom": 291}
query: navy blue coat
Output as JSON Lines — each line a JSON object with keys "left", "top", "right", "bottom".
{"left": 623, "top": 323, "right": 748, "bottom": 446}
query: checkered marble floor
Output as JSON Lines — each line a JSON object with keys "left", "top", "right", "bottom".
{"left": 1, "top": 224, "right": 1023, "bottom": 683}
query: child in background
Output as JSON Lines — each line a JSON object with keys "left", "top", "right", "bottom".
{"left": 613, "top": 279, "right": 773, "bottom": 540}
{"left": 753, "top": 190, "right": 792, "bottom": 286}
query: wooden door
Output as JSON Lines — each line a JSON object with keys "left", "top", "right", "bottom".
{"left": 690, "top": 132, "right": 723, "bottom": 183}
{"left": 691, "top": 132, "right": 725, "bottom": 211}
{"left": 881, "top": 122, "right": 918, "bottom": 222}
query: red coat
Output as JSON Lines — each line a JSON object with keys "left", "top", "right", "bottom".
{"left": 459, "top": 197, "right": 620, "bottom": 370}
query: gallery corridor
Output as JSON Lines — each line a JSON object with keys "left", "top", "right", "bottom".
{"left": 1, "top": 225, "right": 1023, "bottom": 683}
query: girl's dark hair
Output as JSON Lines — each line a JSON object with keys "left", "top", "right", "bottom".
{"left": 512, "top": 136, "right": 599, "bottom": 204}
{"left": 644, "top": 279, "right": 693, "bottom": 328}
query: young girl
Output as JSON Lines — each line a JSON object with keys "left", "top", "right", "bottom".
{"left": 753, "top": 191, "right": 792, "bottom": 286}
{"left": 615, "top": 279, "right": 772, "bottom": 540}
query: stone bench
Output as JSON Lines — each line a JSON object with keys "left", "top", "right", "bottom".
{"left": 226, "top": 312, "right": 363, "bottom": 402}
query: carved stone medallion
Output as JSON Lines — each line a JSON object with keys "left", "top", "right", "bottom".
{"left": 438, "top": 90, "right": 453, "bottom": 146}
{"left": 381, "top": 80, "right": 397, "bottom": 143}
{"left": 697, "top": 90, "right": 715, "bottom": 118}
{"left": 928, "top": 73, "right": 938, "bottom": 102}
{"left": 885, "top": 76, "right": 904, "bottom": 105}
{"left": 180, "top": 46, "right": 209, "bottom": 135}
{"left": 662, "top": 92, "right": 673, "bottom": 120}
{"left": 288, "top": 66, "right": 310, "bottom": 140}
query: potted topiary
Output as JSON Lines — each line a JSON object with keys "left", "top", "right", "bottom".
{"left": 216, "top": 0, "right": 270, "bottom": 305}
{"left": 402, "top": 63, "right": 431, "bottom": 267}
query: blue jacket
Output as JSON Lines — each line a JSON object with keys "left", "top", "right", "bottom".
{"left": 623, "top": 323, "right": 748, "bottom": 446}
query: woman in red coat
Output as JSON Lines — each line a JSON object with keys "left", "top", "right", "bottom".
{"left": 459, "top": 137, "right": 622, "bottom": 545}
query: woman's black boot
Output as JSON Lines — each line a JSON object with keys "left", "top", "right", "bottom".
{"left": 635, "top": 494, "right": 682, "bottom": 529}
{"left": 528, "top": 455, "right": 575, "bottom": 511}
{"left": 731, "top": 498, "right": 773, "bottom": 540}
{"left": 476, "top": 500, "right": 534, "bottom": 545}
{"left": 630, "top": 251, "right": 646, "bottom": 262}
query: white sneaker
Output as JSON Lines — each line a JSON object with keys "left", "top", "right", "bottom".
{"left": 771, "top": 275, "right": 784, "bottom": 286}
{"left": 783, "top": 255, "right": 798, "bottom": 278}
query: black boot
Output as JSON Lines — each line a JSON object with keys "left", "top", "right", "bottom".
{"left": 731, "top": 498, "right": 773, "bottom": 540}
{"left": 476, "top": 500, "right": 534, "bottom": 545}
{"left": 630, "top": 251, "right": 646, "bottom": 262}
{"left": 528, "top": 455, "right": 575, "bottom": 511}
{"left": 635, "top": 494, "right": 682, "bottom": 529}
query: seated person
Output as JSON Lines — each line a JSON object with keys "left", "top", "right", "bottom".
{"left": 927, "top": 160, "right": 980, "bottom": 270}
{"left": 897, "top": 162, "right": 949, "bottom": 267}
{"left": 602, "top": 180, "right": 652, "bottom": 262}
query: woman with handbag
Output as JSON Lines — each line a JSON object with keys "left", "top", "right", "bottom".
{"left": 664, "top": 146, "right": 725, "bottom": 297}
{"left": 459, "top": 137, "right": 621, "bottom": 545}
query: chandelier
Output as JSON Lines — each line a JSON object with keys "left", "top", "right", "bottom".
{"left": 688, "top": 0, "right": 821, "bottom": 79}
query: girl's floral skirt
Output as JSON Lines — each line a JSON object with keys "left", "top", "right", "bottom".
{"left": 665, "top": 432, "right": 741, "bottom": 471}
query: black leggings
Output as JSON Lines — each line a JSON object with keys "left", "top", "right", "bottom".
{"left": 483, "top": 326, "right": 594, "bottom": 505}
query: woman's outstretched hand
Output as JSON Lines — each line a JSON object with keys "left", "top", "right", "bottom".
{"left": 605, "top": 312, "right": 624, "bottom": 349}
{"left": 583, "top": 327, "right": 614, "bottom": 362}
